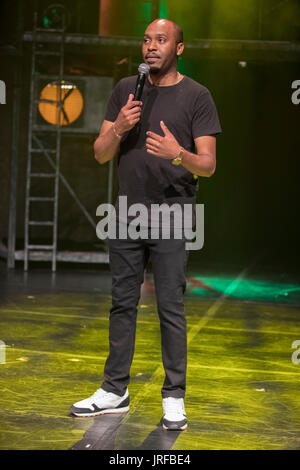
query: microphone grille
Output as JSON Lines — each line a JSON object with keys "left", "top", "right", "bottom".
{"left": 138, "top": 63, "right": 150, "bottom": 75}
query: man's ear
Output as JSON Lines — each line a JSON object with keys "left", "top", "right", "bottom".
{"left": 176, "top": 42, "right": 184, "bottom": 57}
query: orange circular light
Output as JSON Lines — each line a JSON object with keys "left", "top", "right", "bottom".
{"left": 38, "top": 81, "right": 84, "bottom": 126}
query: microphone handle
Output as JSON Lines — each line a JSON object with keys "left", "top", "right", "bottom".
{"left": 134, "top": 73, "right": 146, "bottom": 101}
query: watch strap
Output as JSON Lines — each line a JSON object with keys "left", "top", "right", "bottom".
{"left": 172, "top": 147, "right": 184, "bottom": 165}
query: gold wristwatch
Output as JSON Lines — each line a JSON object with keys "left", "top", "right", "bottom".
{"left": 172, "top": 147, "right": 184, "bottom": 165}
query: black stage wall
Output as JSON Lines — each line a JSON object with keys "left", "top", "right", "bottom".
{"left": 0, "top": 0, "right": 300, "bottom": 271}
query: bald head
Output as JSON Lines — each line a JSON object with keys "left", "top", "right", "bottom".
{"left": 147, "top": 19, "right": 183, "bottom": 44}
{"left": 143, "top": 18, "right": 185, "bottom": 75}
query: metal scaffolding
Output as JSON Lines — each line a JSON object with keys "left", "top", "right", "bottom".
{"left": 7, "top": 9, "right": 115, "bottom": 270}
{"left": 24, "top": 12, "right": 66, "bottom": 271}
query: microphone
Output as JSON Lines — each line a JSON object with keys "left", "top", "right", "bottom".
{"left": 134, "top": 63, "right": 150, "bottom": 101}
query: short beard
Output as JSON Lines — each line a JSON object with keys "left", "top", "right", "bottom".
{"left": 149, "top": 66, "right": 160, "bottom": 74}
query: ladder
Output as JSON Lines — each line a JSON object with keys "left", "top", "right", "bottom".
{"left": 24, "top": 12, "right": 65, "bottom": 272}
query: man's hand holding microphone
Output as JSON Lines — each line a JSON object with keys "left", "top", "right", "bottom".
{"left": 113, "top": 94, "right": 143, "bottom": 138}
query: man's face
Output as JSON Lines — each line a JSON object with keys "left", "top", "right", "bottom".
{"left": 142, "top": 20, "right": 182, "bottom": 74}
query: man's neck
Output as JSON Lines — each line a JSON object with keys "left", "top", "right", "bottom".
{"left": 147, "top": 69, "right": 182, "bottom": 87}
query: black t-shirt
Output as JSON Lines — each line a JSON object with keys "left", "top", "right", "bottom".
{"left": 104, "top": 74, "right": 221, "bottom": 227}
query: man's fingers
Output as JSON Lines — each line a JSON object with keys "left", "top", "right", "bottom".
{"left": 146, "top": 131, "right": 161, "bottom": 140}
{"left": 126, "top": 94, "right": 142, "bottom": 109}
{"left": 128, "top": 101, "right": 142, "bottom": 110}
{"left": 131, "top": 117, "right": 141, "bottom": 125}
{"left": 128, "top": 107, "right": 142, "bottom": 116}
{"left": 146, "top": 144, "right": 157, "bottom": 152}
{"left": 131, "top": 117, "right": 140, "bottom": 126}
{"left": 160, "top": 120, "right": 171, "bottom": 135}
{"left": 127, "top": 111, "right": 142, "bottom": 121}
{"left": 121, "top": 107, "right": 141, "bottom": 124}
{"left": 146, "top": 147, "right": 158, "bottom": 155}
{"left": 146, "top": 137, "right": 159, "bottom": 147}
{"left": 146, "top": 132, "right": 164, "bottom": 146}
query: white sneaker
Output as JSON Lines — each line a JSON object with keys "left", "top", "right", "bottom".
{"left": 70, "top": 388, "right": 129, "bottom": 417}
{"left": 162, "top": 397, "right": 187, "bottom": 430}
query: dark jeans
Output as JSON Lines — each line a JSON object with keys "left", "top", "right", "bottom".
{"left": 101, "top": 224, "right": 189, "bottom": 399}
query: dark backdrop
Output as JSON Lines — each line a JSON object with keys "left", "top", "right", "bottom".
{"left": 0, "top": 0, "right": 299, "bottom": 272}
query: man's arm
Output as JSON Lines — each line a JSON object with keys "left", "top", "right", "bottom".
{"left": 179, "top": 135, "right": 216, "bottom": 178}
{"left": 93, "top": 120, "right": 122, "bottom": 165}
{"left": 94, "top": 93, "right": 142, "bottom": 165}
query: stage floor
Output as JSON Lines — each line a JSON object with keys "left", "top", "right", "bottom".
{"left": 0, "top": 257, "right": 300, "bottom": 450}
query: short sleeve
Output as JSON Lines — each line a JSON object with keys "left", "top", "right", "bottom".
{"left": 192, "top": 90, "right": 222, "bottom": 139}
{"left": 103, "top": 80, "right": 122, "bottom": 122}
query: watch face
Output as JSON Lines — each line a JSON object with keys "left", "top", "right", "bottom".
{"left": 38, "top": 80, "right": 84, "bottom": 126}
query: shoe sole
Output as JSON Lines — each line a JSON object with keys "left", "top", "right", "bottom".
{"left": 71, "top": 406, "right": 129, "bottom": 418}
{"left": 162, "top": 422, "right": 187, "bottom": 431}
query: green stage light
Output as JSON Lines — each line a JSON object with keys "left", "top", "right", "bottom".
{"left": 159, "top": 0, "right": 169, "bottom": 18}
{"left": 189, "top": 277, "right": 300, "bottom": 303}
{"left": 42, "top": 4, "right": 70, "bottom": 30}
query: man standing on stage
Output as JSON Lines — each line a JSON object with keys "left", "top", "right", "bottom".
{"left": 70, "top": 18, "right": 221, "bottom": 430}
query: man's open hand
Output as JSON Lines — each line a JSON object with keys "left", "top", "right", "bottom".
{"left": 146, "top": 121, "right": 181, "bottom": 160}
